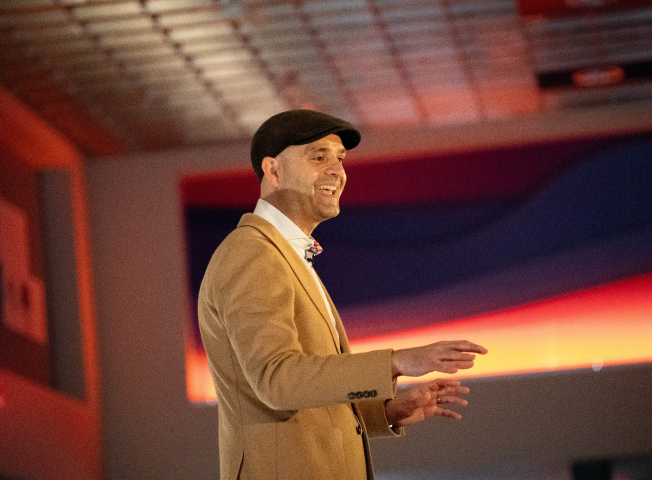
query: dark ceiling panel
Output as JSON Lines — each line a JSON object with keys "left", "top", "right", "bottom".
{"left": 0, "top": 0, "right": 651, "bottom": 157}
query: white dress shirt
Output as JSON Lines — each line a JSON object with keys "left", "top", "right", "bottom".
{"left": 253, "top": 198, "right": 339, "bottom": 342}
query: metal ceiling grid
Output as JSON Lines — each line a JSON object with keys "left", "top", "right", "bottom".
{"left": 526, "top": 6, "right": 652, "bottom": 111}
{"left": 1, "top": 0, "right": 652, "bottom": 157}
{"left": 0, "top": 0, "right": 282, "bottom": 150}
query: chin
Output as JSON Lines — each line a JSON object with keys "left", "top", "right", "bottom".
{"left": 327, "top": 208, "right": 341, "bottom": 219}
{"left": 318, "top": 207, "right": 340, "bottom": 221}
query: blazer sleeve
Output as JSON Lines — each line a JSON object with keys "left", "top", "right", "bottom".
{"left": 356, "top": 380, "right": 405, "bottom": 439}
{"left": 204, "top": 231, "right": 396, "bottom": 412}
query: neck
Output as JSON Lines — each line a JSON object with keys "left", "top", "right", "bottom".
{"left": 260, "top": 194, "right": 317, "bottom": 236}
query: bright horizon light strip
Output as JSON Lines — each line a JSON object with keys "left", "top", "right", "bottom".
{"left": 187, "top": 272, "right": 652, "bottom": 402}
{"left": 350, "top": 272, "right": 652, "bottom": 384}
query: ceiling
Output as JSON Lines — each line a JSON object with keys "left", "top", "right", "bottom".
{"left": 1, "top": 0, "right": 652, "bottom": 158}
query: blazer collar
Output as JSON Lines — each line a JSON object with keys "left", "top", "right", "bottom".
{"left": 237, "top": 213, "right": 342, "bottom": 353}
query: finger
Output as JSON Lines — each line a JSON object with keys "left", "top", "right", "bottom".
{"left": 435, "top": 393, "right": 467, "bottom": 405}
{"left": 444, "top": 383, "right": 468, "bottom": 391}
{"left": 438, "top": 365, "right": 459, "bottom": 374}
{"left": 439, "top": 386, "right": 469, "bottom": 397}
{"left": 439, "top": 379, "right": 461, "bottom": 387}
{"left": 450, "top": 340, "right": 488, "bottom": 355}
{"left": 439, "top": 395, "right": 468, "bottom": 406}
{"left": 436, "top": 360, "right": 474, "bottom": 372}
{"left": 425, "top": 402, "right": 462, "bottom": 420}
{"left": 421, "top": 401, "right": 465, "bottom": 421}
{"left": 438, "top": 408, "right": 462, "bottom": 420}
{"left": 440, "top": 352, "right": 476, "bottom": 362}
{"left": 449, "top": 360, "right": 475, "bottom": 370}
{"left": 436, "top": 381, "right": 470, "bottom": 396}
{"left": 429, "top": 379, "right": 460, "bottom": 391}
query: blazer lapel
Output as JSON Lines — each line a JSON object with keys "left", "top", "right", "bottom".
{"left": 238, "top": 214, "right": 341, "bottom": 353}
{"left": 318, "top": 276, "right": 349, "bottom": 354}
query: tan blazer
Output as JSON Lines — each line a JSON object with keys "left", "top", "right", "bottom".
{"left": 199, "top": 213, "right": 402, "bottom": 480}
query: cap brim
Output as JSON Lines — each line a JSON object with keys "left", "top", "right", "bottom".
{"left": 294, "top": 125, "right": 361, "bottom": 150}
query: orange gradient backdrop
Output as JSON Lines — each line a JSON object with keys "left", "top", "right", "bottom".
{"left": 187, "top": 272, "right": 652, "bottom": 402}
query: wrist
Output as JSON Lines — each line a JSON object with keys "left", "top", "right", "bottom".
{"left": 391, "top": 350, "right": 401, "bottom": 378}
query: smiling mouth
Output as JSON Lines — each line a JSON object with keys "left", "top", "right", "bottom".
{"left": 317, "top": 185, "right": 338, "bottom": 196}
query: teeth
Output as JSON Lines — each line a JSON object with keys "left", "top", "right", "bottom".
{"left": 319, "top": 186, "right": 336, "bottom": 191}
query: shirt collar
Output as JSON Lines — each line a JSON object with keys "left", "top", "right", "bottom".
{"left": 253, "top": 198, "right": 311, "bottom": 244}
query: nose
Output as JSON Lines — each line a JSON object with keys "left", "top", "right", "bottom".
{"left": 325, "top": 156, "right": 345, "bottom": 177}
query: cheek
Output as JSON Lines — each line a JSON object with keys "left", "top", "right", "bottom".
{"left": 295, "top": 163, "right": 316, "bottom": 179}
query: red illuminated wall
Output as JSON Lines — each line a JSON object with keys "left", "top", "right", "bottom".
{"left": 0, "top": 86, "right": 102, "bottom": 480}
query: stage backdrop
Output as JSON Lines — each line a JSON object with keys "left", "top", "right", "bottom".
{"left": 181, "top": 132, "right": 652, "bottom": 402}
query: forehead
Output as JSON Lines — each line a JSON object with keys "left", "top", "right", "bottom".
{"left": 300, "top": 134, "right": 346, "bottom": 154}
{"left": 277, "top": 134, "right": 346, "bottom": 162}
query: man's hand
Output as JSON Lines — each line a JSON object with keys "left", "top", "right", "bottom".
{"left": 385, "top": 379, "right": 470, "bottom": 427}
{"left": 391, "top": 340, "right": 488, "bottom": 378}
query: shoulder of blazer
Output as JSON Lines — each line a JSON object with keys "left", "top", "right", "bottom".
{"left": 235, "top": 213, "right": 312, "bottom": 281}
{"left": 236, "top": 212, "right": 285, "bottom": 245}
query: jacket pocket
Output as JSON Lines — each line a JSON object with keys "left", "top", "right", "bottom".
{"left": 241, "top": 422, "right": 346, "bottom": 480}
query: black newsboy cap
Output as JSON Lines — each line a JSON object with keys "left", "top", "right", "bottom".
{"left": 251, "top": 109, "right": 361, "bottom": 182}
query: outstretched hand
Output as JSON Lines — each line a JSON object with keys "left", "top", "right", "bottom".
{"left": 385, "top": 379, "right": 470, "bottom": 428}
{"left": 391, "top": 340, "right": 488, "bottom": 378}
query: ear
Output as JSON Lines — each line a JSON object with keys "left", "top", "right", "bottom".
{"left": 261, "top": 156, "right": 280, "bottom": 188}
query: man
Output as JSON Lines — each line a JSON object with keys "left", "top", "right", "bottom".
{"left": 198, "top": 110, "right": 488, "bottom": 480}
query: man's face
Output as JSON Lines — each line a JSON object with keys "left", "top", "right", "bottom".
{"left": 273, "top": 134, "right": 347, "bottom": 234}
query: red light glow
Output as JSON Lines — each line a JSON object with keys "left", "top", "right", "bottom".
{"left": 186, "top": 338, "right": 218, "bottom": 403}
